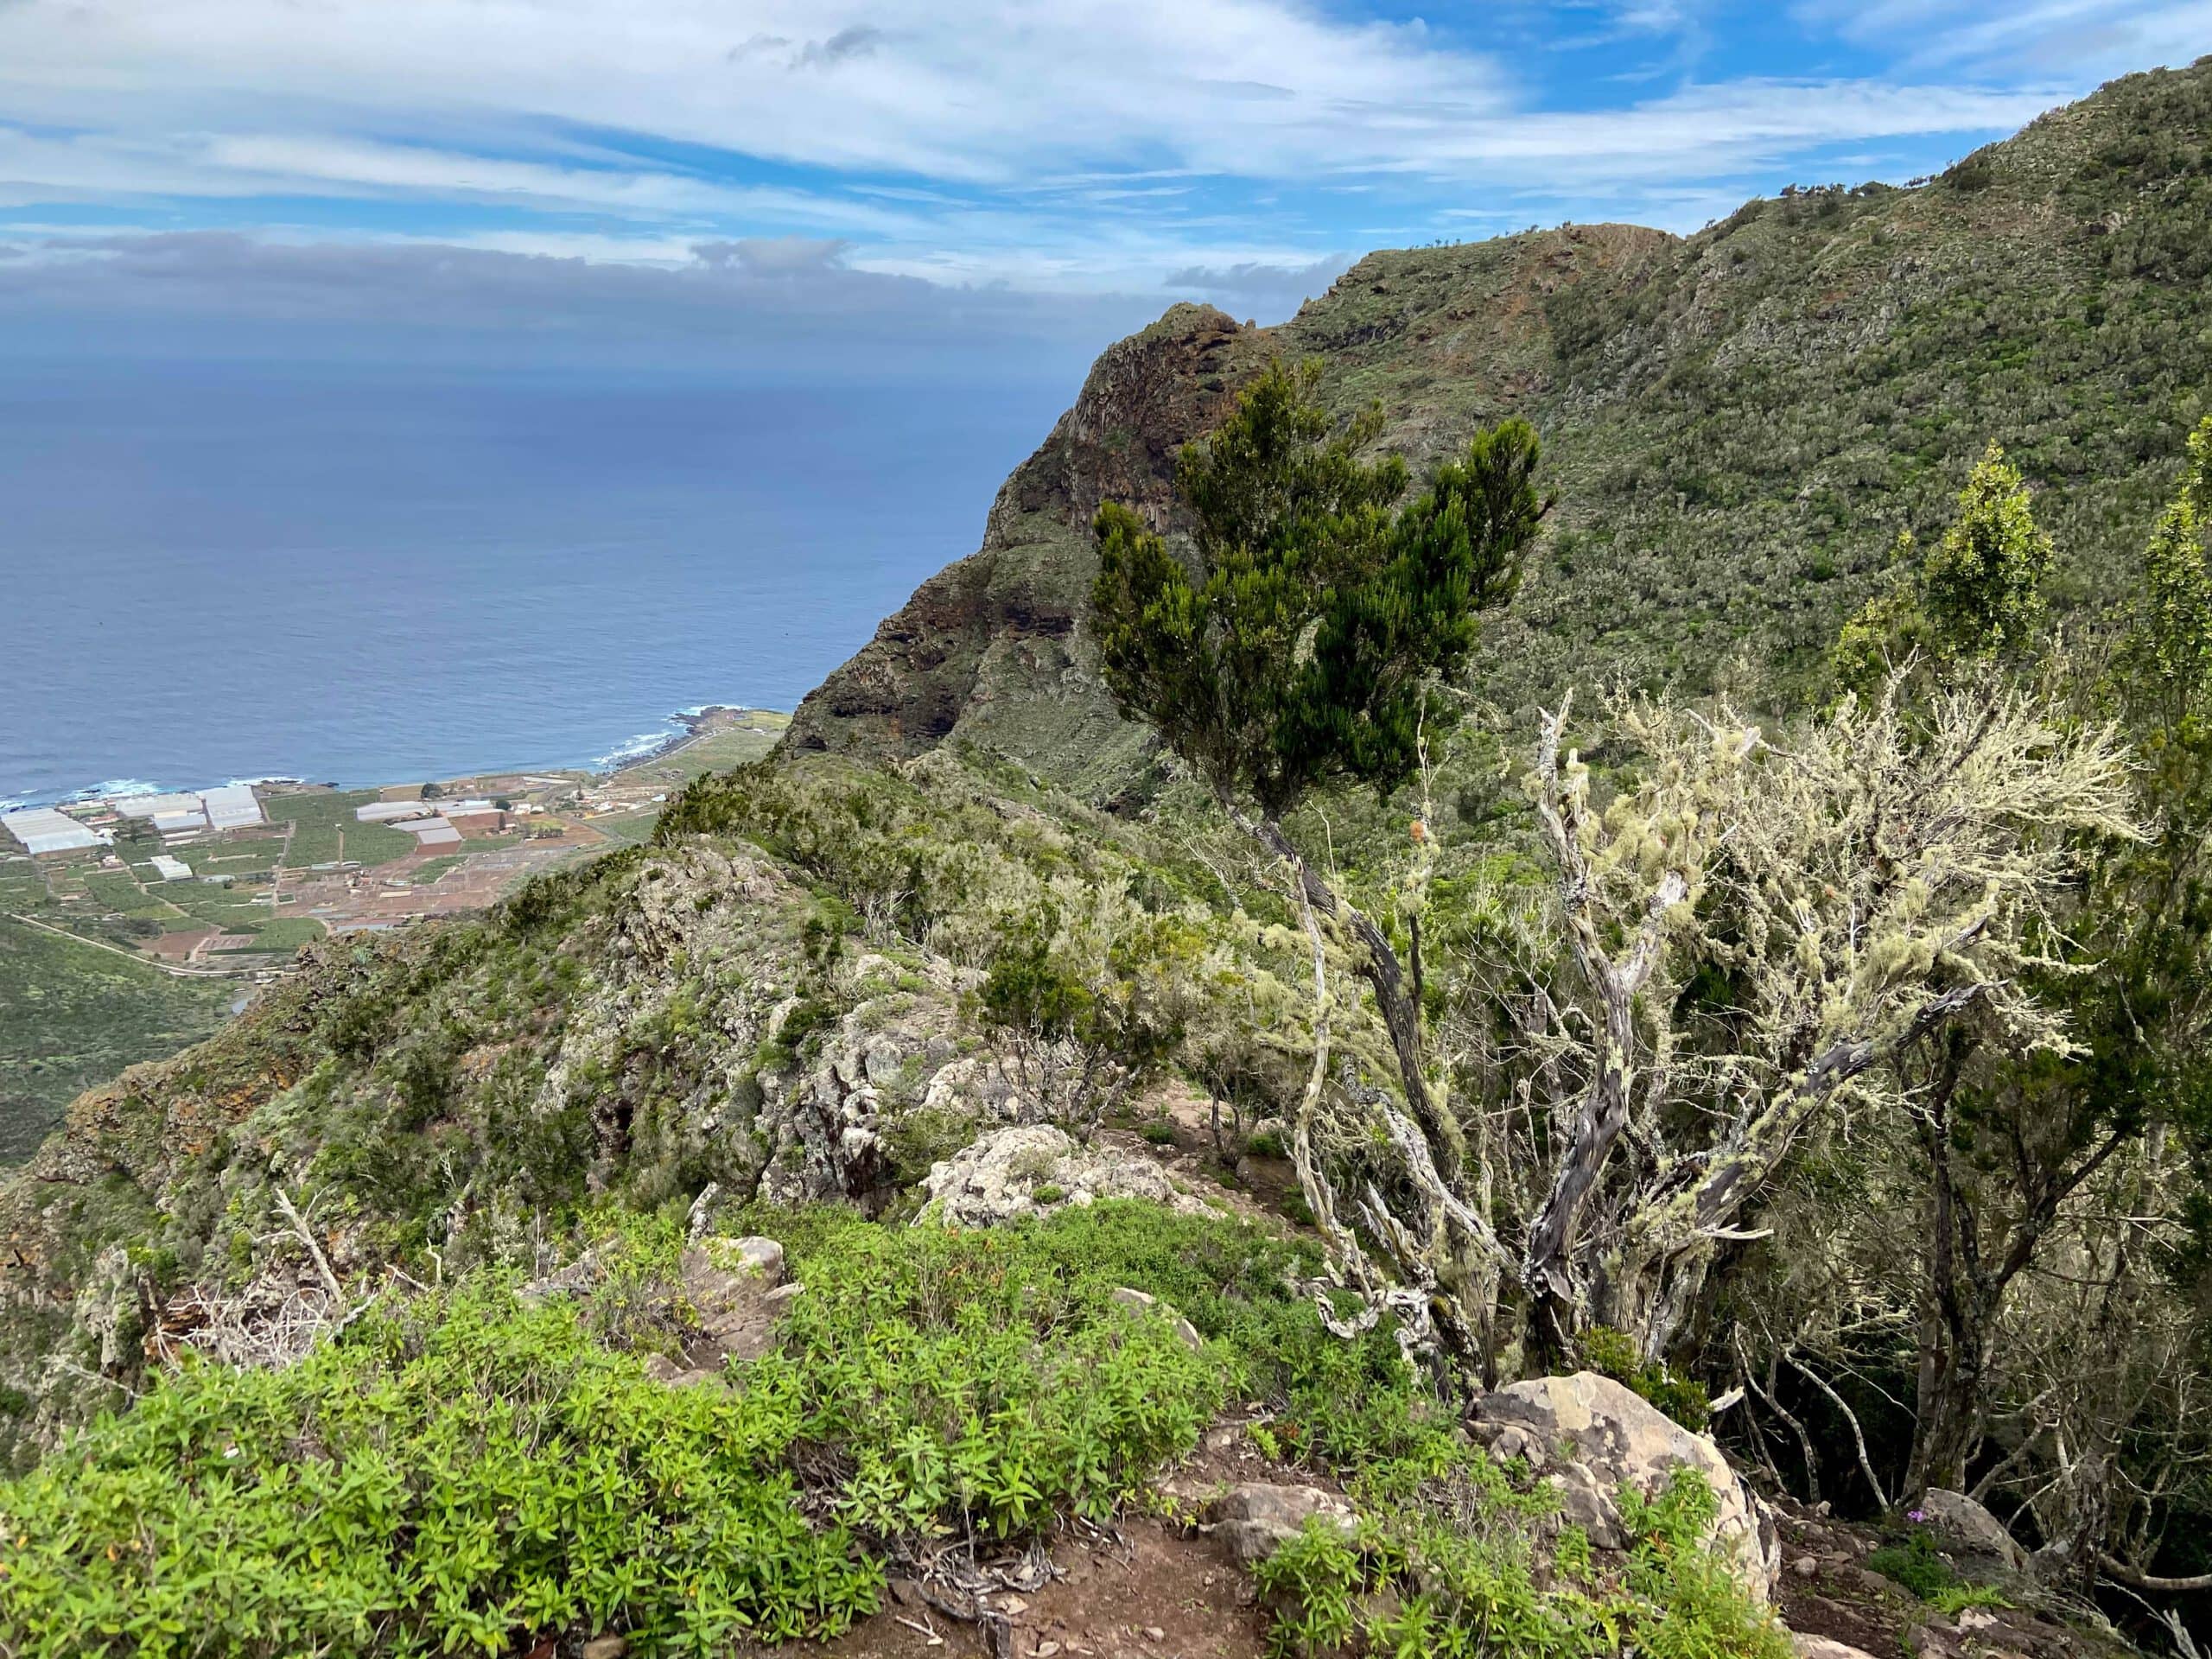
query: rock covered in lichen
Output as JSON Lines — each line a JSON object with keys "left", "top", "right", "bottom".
{"left": 918, "top": 1125, "right": 1207, "bottom": 1227}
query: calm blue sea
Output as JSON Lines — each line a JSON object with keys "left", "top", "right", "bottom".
{"left": 0, "top": 363, "right": 1069, "bottom": 807}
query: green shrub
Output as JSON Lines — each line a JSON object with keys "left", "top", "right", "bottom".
{"left": 1869, "top": 1529, "right": 1961, "bottom": 1599}
{"left": 1929, "top": 1584, "right": 2010, "bottom": 1617}
{"left": 1255, "top": 1466, "right": 1789, "bottom": 1659}
{"left": 0, "top": 1205, "right": 1275, "bottom": 1659}
{"left": 0, "top": 1200, "right": 1797, "bottom": 1659}
{"left": 1140, "top": 1119, "right": 1179, "bottom": 1146}
{"left": 1032, "top": 1183, "right": 1066, "bottom": 1205}
{"left": 1576, "top": 1325, "right": 1711, "bottom": 1431}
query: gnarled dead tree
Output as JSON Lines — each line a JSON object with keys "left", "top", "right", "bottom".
{"left": 1514, "top": 677, "right": 2137, "bottom": 1367}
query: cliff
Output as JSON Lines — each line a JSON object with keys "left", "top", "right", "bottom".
{"left": 788, "top": 57, "right": 2212, "bottom": 794}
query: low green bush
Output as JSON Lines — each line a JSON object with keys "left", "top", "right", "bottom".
{"left": 1868, "top": 1529, "right": 1961, "bottom": 1599}
{"left": 0, "top": 1205, "right": 1277, "bottom": 1659}
{"left": 1255, "top": 1465, "right": 1789, "bottom": 1659}
{"left": 0, "top": 1200, "right": 1796, "bottom": 1659}
{"left": 1929, "top": 1583, "right": 2010, "bottom": 1617}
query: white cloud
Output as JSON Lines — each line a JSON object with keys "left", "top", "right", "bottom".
{"left": 0, "top": 0, "right": 2185, "bottom": 314}
{"left": 1795, "top": 0, "right": 2212, "bottom": 75}
{"left": 0, "top": 0, "right": 2095, "bottom": 204}
{"left": 0, "top": 0, "right": 1510, "bottom": 185}
{"left": 0, "top": 229, "right": 1166, "bottom": 376}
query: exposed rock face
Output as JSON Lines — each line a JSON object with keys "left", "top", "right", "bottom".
{"left": 784, "top": 304, "right": 1252, "bottom": 788}
{"left": 530, "top": 1235, "right": 792, "bottom": 1389}
{"left": 1915, "top": 1487, "right": 2027, "bottom": 1572}
{"left": 1207, "top": 1482, "right": 1358, "bottom": 1567}
{"left": 1474, "top": 1371, "right": 1780, "bottom": 1600}
{"left": 783, "top": 64, "right": 2212, "bottom": 798}
{"left": 920, "top": 1125, "right": 1210, "bottom": 1228}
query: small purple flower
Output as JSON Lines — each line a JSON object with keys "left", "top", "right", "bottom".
{"left": 1907, "top": 1509, "right": 1928, "bottom": 1523}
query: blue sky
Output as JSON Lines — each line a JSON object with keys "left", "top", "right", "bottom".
{"left": 0, "top": 0, "right": 2206, "bottom": 375}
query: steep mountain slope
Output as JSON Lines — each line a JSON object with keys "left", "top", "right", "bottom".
{"left": 787, "top": 56, "right": 2212, "bottom": 792}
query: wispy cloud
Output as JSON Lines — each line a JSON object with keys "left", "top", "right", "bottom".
{"left": 0, "top": 230, "right": 1165, "bottom": 378}
{"left": 0, "top": 0, "right": 2197, "bottom": 353}
{"left": 1795, "top": 0, "right": 2212, "bottom": 75}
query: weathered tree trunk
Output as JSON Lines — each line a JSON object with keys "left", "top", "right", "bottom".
{"left": 1245, "top": 812, "right": 1462, "bottom": 1173}
{"left": 1522, "top": 980, "right": 1638, "bottom": 1367}
{"left": 1238, "top": 808, "right": 1497, "bottom": 1385}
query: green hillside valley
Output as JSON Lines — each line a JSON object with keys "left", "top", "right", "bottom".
{"left": 5, "top": 56, "right": 2212, "bottom": 1659}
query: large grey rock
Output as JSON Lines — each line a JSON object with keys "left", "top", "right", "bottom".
{"left": 1477, "top": 1371, "right": 1779, "bottom": 1600}
{"left": 920, "top": 1125, "right": 1208, "bottom": 1228}
{"left": 1208, "top": 1482, "right": 1357, "bottom": 1566}
{"left": 1789, "top": 1635, "right": 1879, "bottom": 1659}
{"left": 1916, "top": 1488, "right": 2026, "bottom": 1572}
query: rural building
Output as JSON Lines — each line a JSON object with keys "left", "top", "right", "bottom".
{"left": 401, "top": 820, "right": 462, "bottom": 849}
{"left": 149, "top": 855, "right": 193, "bottom": 881}
{"left": 356, "top": 801, "right": 434, "bottom": 823}
{"left": 1, "top": 807, "right": 110, "bottom": 855}
{"left": 110, "top": 791, "right": 204, "bottom": 821}
{"left": 201, "top": 785, "right": 264, "bottom": 830}
{"left": 153, "top": 809, "right": 207, "bottom": 836}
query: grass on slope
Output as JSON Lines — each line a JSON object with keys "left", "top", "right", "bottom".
{"left": 0, "top": 1203, "right": 1784, "bottom": 1659}
{"left": 0, "top": 916, "right": 234, "bottom": 1162}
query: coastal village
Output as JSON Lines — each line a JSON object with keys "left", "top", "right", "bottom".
{"left": 0, "top": 708, "right": 785, "bottom": 979}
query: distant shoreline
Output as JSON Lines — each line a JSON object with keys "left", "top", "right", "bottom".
{"left": 4, "top": 702, "right": 773, "bottom": 815}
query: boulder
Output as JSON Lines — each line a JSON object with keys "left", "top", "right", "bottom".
{"left": 1476, "top": 1371, "right": 1779, "bottom": 1600}
{"left": 1915, "top": 1488, "right": 2027, "bottom": 1572}
{"left": 1110, "top": 1286, "right": 1202, "bottom": 1351}
{"left": 1789, "top": 1636, "right": 1879, "bottom": 1659}
{"left": 1207, "top": 1482, "right": 1358, "bottom": 1566}
{"left": 920, "top": 1125, "right": 1209, "bottom": 1228}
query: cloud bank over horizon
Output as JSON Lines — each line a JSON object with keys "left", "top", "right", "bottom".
{"left": 0, "top": 0, "right": 2205, "bottom": 373}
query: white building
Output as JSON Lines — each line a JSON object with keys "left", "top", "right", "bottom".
{"left": 357, "top": 800, "right": 434, "bottom": 823}
{"left": 202, "top": 785, "right": 264, "bottom": 831}
{"left": 402, "top": 820, "right": 462, "bottom": 849}
{"left": 149, "top": 855, "right": 193, "bottom": 881}
{"left": 109, "top": 791, "right": 203, "bottom": 821}
{"left": 153, "top": 809, "right": 207, "bottom": 836}
{"left": 2, "top": 807, "right": 109, "bottom": 855}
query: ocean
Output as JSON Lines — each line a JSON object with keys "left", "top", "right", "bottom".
{"left": 1, "top": 362, "right": 1071, "bottom": 807}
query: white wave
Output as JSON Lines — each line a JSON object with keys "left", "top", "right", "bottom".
{"left": 593, "top": 730, "right": 675, "bottom": 769}
{"left": 73, "top": 777, "right": 171, "bottom": 802}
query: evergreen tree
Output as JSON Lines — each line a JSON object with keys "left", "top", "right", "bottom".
{"left": 1830, "top": 442, "right": 2055, "bottom": 691}
{"left": 1090, "top": 361, "right": 1547, "bottom": 1373}
{"left": 1092, "top": 361, "right": 1542, "bottom": 817}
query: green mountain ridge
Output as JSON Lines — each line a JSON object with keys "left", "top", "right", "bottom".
{"left": 788, "top": 54, "right": 2212, "bottom": 791}
{"left": 3, "top": 57, "right": 2211, "bottom": 1658}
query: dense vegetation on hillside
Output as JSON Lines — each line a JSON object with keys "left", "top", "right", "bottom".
{"left": 788, "top": 56, "right": 2212, "bottom": 788}
{"left": 0, "top": 917, "right": 232, "bottom": 1161}
{"left": 4, "top": 56, "right": 2212, "bottom": 1659}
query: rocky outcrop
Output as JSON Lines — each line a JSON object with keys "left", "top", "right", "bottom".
{"left": 1473, "top": 1371, "right": 1780, "bottom": 1600}
{"left": 1789, "top": 1636, "right": 1878, "bottom": 1659}
{"left": 1914, "top": 1487, "right": 2027, "bottom": 1572}
{"left": 782, "top": 305, "right": 1254, "bottom": 787}
{"left": 920, "top": 1124, "right": 1210, "bottom": 1228}
{"left": 1207, "top": 1482, "right": 1358, "bottom": 1567}
{"left": 1109, "top": 1287, "right": 1202, "bottom": 1352}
